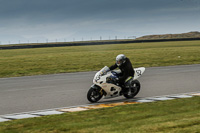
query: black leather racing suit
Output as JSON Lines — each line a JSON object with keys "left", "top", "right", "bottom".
{"left": 109, "top": 57, "right": 135, "bottom": 85}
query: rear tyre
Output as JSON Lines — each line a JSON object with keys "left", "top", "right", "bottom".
{"left": 123, "top": 80, "right": 140, "bottom": 99}
{"left": 87, "top": 85, "right": 103, "bottom": 103}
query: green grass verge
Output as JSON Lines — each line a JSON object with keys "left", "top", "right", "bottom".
{"left": 0, "top": 96, "right": 199, "bottom": 133}
{"left": 0, "top": 40, "right": 200, "bottom": 78}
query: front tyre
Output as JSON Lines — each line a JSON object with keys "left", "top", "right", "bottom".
{"left": 87, "top": 85, "right": 103, "bottom": 103}
{"left": 123, "top": 80, "right": 141, "bottom": 99}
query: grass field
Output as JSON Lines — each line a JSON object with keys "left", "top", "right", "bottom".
{"left": 0, "top": 96, "right": 199, "bottom": 133}
{"left": 0, "top": 41, "right": 200, "bottom": 132}
{"left": 0, "top": 40, "right": 200, "bottom": 78}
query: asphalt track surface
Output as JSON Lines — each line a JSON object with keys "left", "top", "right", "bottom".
{"left": 0, "top": 64, "right": 200, "bottom": 115}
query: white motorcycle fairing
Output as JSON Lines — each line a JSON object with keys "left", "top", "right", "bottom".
{"left": 92, "top": 66, "right": 145, "bottom": 98}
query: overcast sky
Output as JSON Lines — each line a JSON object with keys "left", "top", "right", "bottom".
{"left": 0, "top": 0, "right": 200, "bottom": 44}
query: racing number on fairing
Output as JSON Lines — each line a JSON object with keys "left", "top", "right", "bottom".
{"left": 136, "top": 70, "right": 142, "bottom": 76}
{"left": 95, "top": 75, "right": 101, "bottom": 82}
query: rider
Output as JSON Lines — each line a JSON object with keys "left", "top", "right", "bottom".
{"left": 108, "top": 54, "right": 135, "bottom": 89}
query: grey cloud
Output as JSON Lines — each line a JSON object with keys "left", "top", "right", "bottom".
{"left": 0, "top": 0, "right": 200, "bottom": 44}
{"left": 0, "top": 0, "right": 199, "bottom": 22}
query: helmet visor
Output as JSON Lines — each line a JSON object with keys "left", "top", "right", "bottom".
{"left": 116, "top": 60, "right": 122, "bottom": 66}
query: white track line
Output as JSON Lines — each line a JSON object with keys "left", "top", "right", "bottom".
{"left": 0, "top": 91, "right": 200, "bottom": 122}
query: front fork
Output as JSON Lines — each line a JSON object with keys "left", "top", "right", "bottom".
{"left": 91, "top": 84, "right": 106, "bottom": 96}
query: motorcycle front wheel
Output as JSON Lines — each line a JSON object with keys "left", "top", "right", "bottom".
{"left": 87, "top": 85, "right": 103, "bottom": 103}
{"left": 123, "top": 80, "right": 141, "bottom": 99}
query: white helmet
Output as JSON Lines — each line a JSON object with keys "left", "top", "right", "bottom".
{"left": 116, "top": 54, "right": 126, "bottom": 66}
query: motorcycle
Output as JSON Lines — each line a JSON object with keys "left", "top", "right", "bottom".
{"left": 87, "top": 66, "right": 145, "bottom": 103}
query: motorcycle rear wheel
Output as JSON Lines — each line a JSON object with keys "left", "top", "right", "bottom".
{"left": 123, "top": 80, "right": 140, "bottom": 99}
{"left": 87, "top": 85, "right": 103, "bottom": 103}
